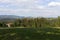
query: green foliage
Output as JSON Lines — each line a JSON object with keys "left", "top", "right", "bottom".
{"left": 0, "top": 17, "right": 60, "bottom": 27}
{"left": 0, "top": 28, "right": 60, "bottom": 40}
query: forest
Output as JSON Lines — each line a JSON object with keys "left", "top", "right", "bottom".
{"left": 0, "top": 16, "right": 60, "bottom": 28}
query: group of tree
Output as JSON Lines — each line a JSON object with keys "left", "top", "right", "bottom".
{"left": 0, "top": 17, "right": 60, "bottom": 28}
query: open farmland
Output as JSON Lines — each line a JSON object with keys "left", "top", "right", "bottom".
{"left": 0, "top": 27, "right": 60, "bottom": 40}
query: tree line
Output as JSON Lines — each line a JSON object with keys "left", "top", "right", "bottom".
{"left": 0, "top": 17, "right": 60, "bottom": 28}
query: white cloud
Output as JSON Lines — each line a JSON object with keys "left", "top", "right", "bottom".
{"left": 36, "top": 5, "right": 45, "bottom": 9}
{"left": 0, "top": 6, "right": 60, "bottom": 17}
{"left": 0, "top": 0, "right": 37, "bottom": 4}
{"left": 0, "top": 0, "right": 28, "bottom": 2}
{"left": 0, "top": 0, "right": 39, "bottom": 9}
{"left": 0, "top": 7, "right": 32, "bottom": 13}
{"left": 0, "top": 0, "right": 60, "bottom": 17}
{"left": 48, "top": 2, "right": 60, "bottom": 6}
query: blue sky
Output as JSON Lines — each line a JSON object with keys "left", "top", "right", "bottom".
{"left": 0, "top": 0, "right": 60, "bottom": 17}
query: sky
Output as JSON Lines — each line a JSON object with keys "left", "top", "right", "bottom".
{"left": 0, "top": 0, "right": 60, "bottom": 17}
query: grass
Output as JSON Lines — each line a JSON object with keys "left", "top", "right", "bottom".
{"left": 0, "top": 27, "right": 60, "bottom": 40}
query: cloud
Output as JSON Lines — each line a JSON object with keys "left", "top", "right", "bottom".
{"left": 0, "top": 5, "right": 60, "bottom": 17}
{"left": 0, "top": 0, "right": 37, "bottom": 4}
{"left": 0, "top": 0, "right": 46, "bottom": 9}
{"left": 48, "top": 2, "right": 60, "bottom": 6}
{"left": 0, "top": 0, "right": 60, "bottom": 17}
{"left": 36, "top": 5, "right": 45, "bottom": 9}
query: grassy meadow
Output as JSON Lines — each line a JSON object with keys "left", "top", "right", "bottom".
{"left": 0, "top": 27, "right": 60, "bottom": 40}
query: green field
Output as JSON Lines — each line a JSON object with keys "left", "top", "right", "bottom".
{"left": 0, "top": 27, "right": 60, "bottom": 40}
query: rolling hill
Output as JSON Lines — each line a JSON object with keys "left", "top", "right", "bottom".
{"left": 0, "top": 15, "right": 24, "bottom": 22}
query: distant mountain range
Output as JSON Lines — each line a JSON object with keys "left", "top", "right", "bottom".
{"left": 0, "top": 15, "right": 24, "bottom": 18}
{"left": 0, "top": 15, "right": 24, "bottom": 22}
